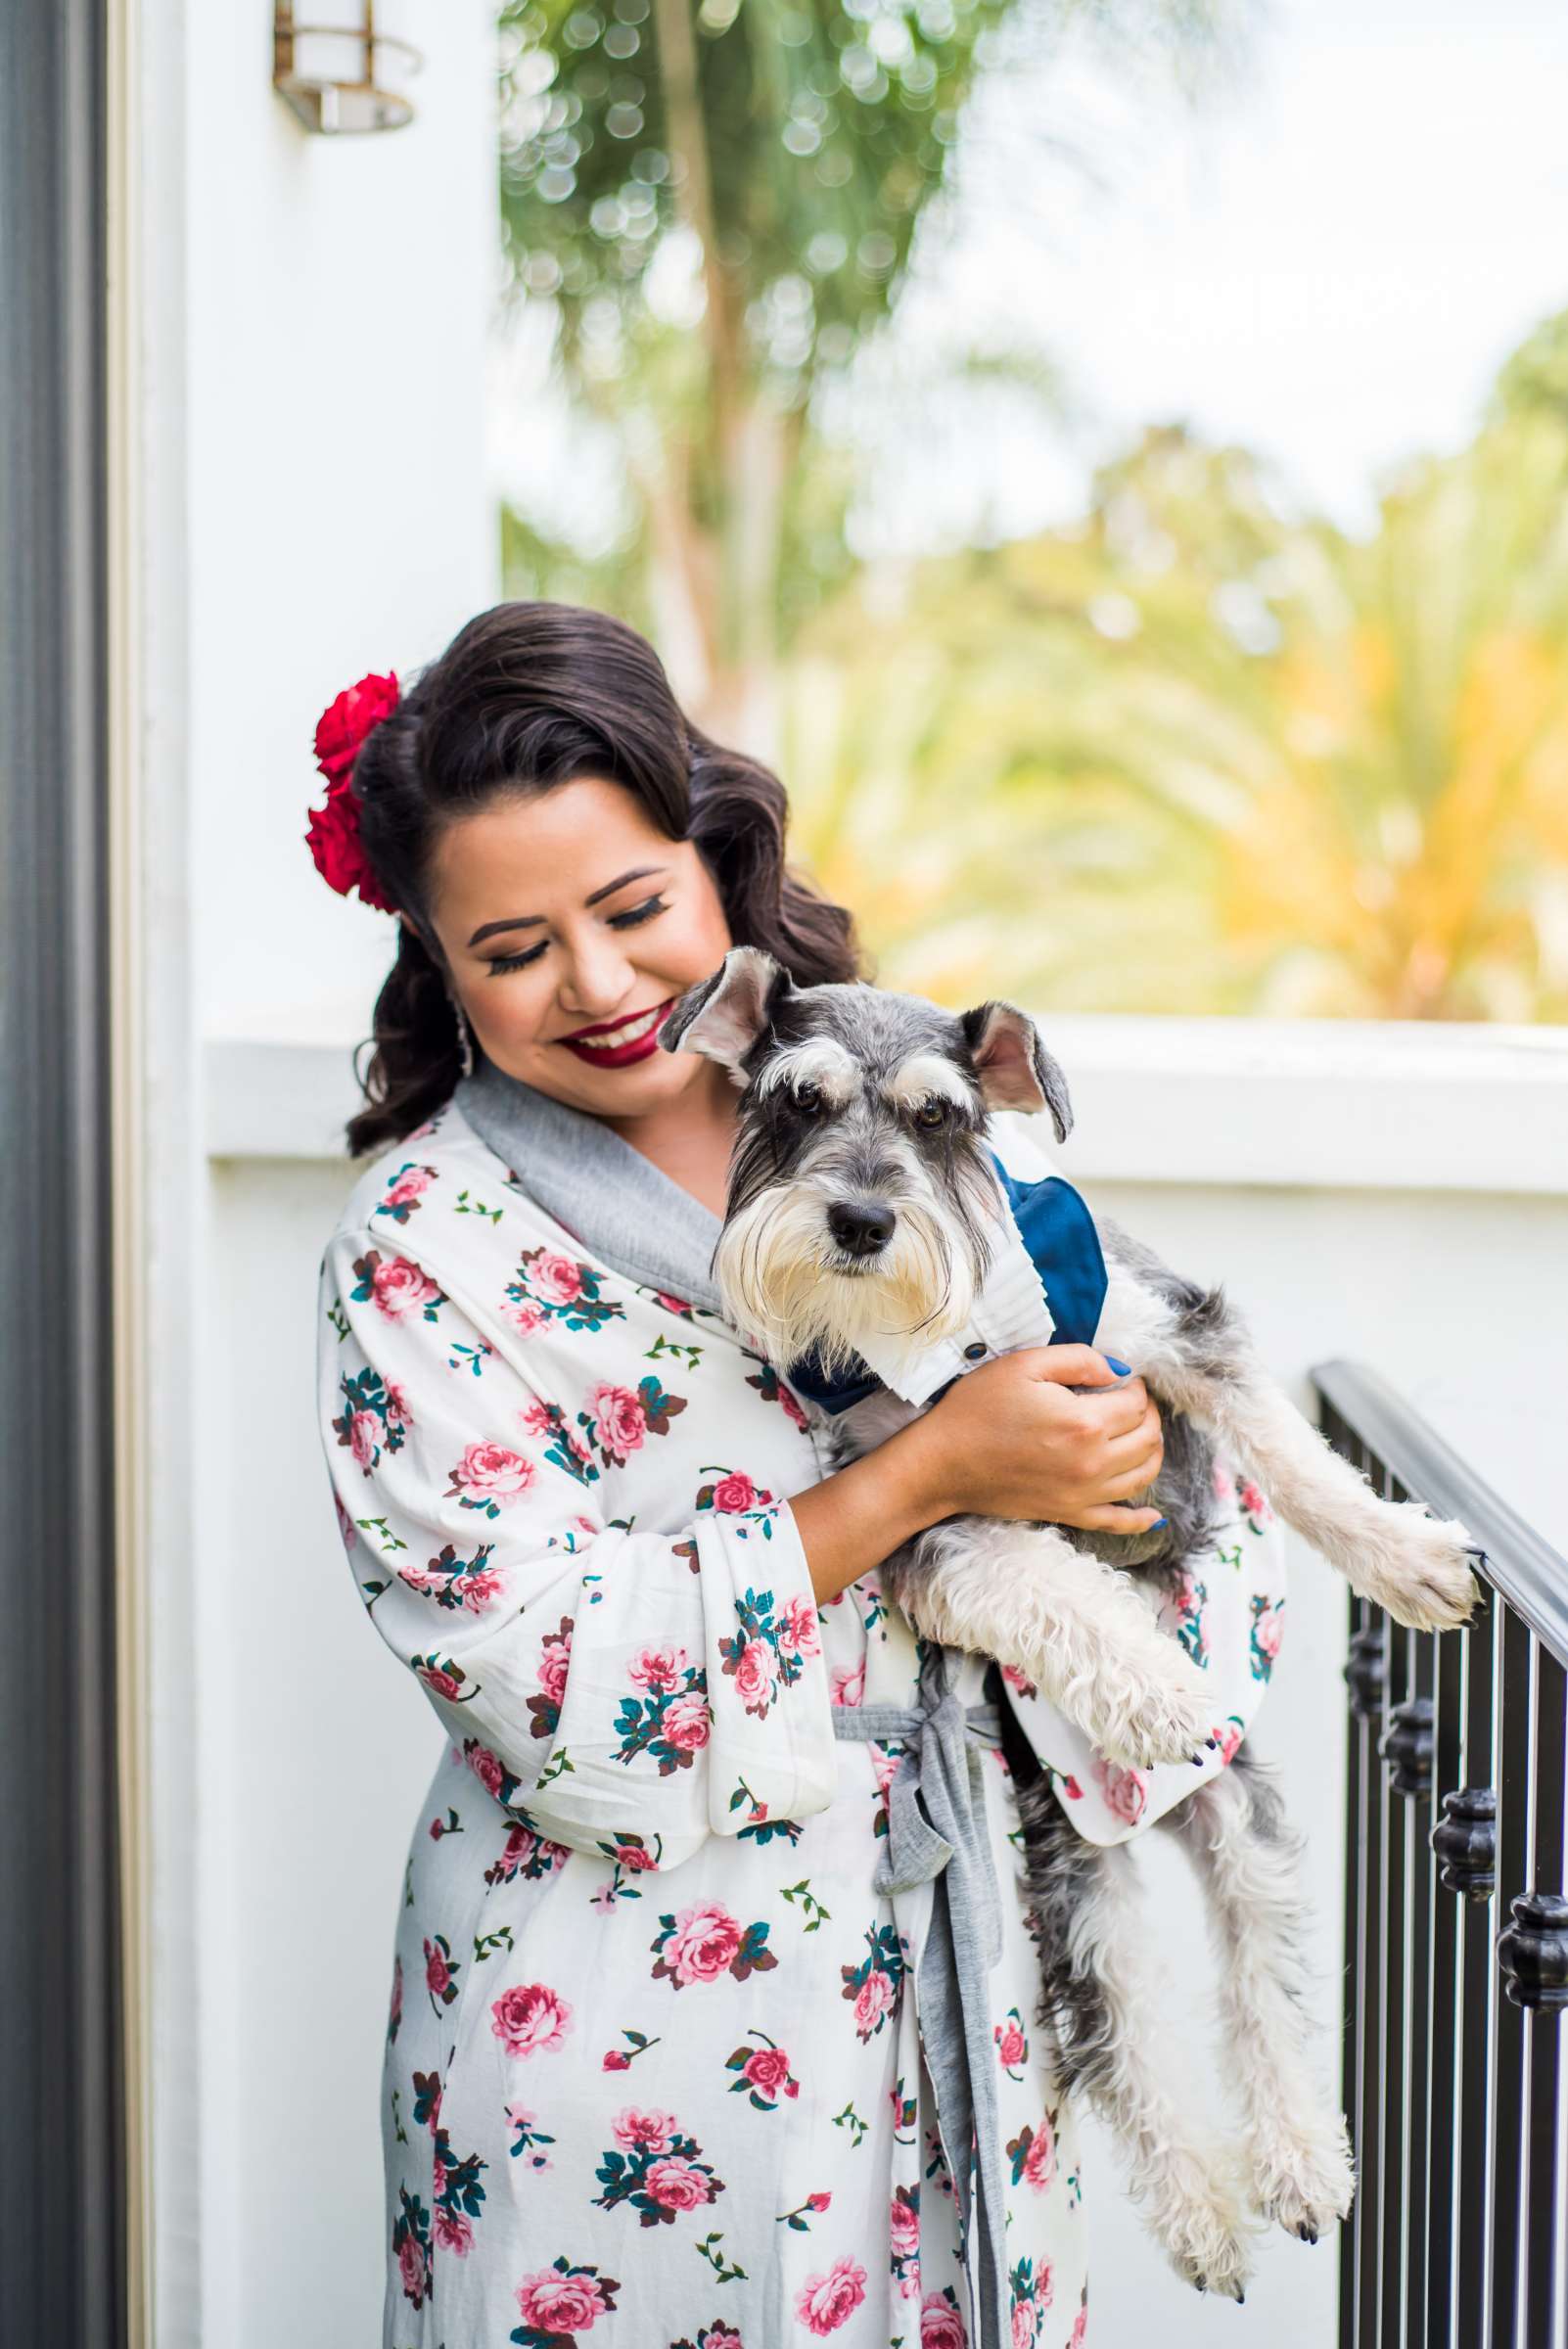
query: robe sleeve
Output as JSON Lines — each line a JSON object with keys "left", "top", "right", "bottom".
{"left": 316, "top": 1223, "right": 839, "bottom": 1873}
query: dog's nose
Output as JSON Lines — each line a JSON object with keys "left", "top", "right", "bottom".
{"left": 827, "top": 1201, "right": 896, "bottom": 1258}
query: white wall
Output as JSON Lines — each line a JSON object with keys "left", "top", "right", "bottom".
{"left": 197, "top": 1023, "right": 1568, "bottom": 2349}
{"left": 121, "top": 6, "right": 498, "bottom": 2341}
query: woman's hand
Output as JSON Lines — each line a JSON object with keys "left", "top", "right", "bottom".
{"left": 903, "top": 1346, "right": 1166, "bottom": 1534}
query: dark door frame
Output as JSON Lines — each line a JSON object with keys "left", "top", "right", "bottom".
{"left": 0, "top": 3, "right": 127, "bottom": 2342}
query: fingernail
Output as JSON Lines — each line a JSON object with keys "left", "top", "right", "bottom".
{"left": 1206, "top": 1734, "right": 1220, "bottom": 1749}
{"left": 1150, "top": 1516, "right": 1168, "bottom": 1529}
{"left": 1106, "top": 1357, "right": 1131, "bottom": 1376}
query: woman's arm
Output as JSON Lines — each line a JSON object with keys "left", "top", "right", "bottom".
{"left": 787, "top": 1344, "right": 1168, "bottom": 1603}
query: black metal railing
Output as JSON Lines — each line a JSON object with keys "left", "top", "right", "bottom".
{"left": 1314, "top": 1359, "right": 1568, "bottom": 2349}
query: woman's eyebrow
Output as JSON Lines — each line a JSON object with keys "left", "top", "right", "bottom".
{"left": 467, "top": 866, "right": 670, "bottom": 948}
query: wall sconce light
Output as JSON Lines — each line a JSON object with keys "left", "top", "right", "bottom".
{"left": 273, "top": 3, "right": 422, "bottom": 135}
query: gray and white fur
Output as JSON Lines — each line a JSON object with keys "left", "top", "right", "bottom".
{"left": 663, "top": 945, "right": 1480, "bottom": 2300}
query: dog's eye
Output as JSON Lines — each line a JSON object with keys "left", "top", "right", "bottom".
{"left": 914, "top": 1098, "right": 949, "bottom": 1128}
{"left": 795, "top": 1082, "right": 824, "bottom": 1115}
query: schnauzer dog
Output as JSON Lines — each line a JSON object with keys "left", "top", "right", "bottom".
{"left": 661, "top": 944, "right": 1479, "bottom": 2300}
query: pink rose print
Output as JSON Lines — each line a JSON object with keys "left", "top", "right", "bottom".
{"left": 654, "top": 1290, "right": 691, "bottom": 1315}
{"left": 1007, "top": 2110, "right": 1057, "bottom": 2194}
{"left": 587, "top": 1381, "right": 648, "bottom": 1460}
{"left": 664, "top": 1692, "right": 712, "bottom": 1753}
{"left": 1214, "top": 1717, "right": 1244, "bottom": 1766}
{"left": 628, "top": 1643, "right": 688, "bottom": 1693}
{"left": 731, "top": 1637, "right": 778, "bottom": 1712}
{"left": 611, "top": 2107, "right": 676, "bottom": 2153}
{"left": 1070, "top": 2312, "right": 1087, "bottom": 2348}
{"left": 831, "top": 1659, "right": 865, "bottom": 1709}
{"left": 889, "top": 2194, "right": 920, "bottom": 2258}
{"left": 537, "top": 1626, "right": 574, "bottom": 1712}
{"left": 530, "top": 1253, "right": 585, "bottom": 1306}
{"left": 744, "top": 2048, "right": 795, "bottom": 2097}
{"left": 369, "top": 1255, "right": 440, "bottom": 1319}
{"left": 645, "top": 2155, "right": 716, "bottom": 2211}
{"left": 1091, "top": 1756, "right": 1148, "bottom": 1827}
{"left": 466, "top": 1741, "right": 505, "bottom": 1800}
{"left": 384, "top": 1166, "right": 434, "bottom": 1210}
{"left": 1000, "top": 1661, "right": 1039, "bottom": 1699}
{"left": 1239, "top": 1478, "right": 1270, "bottom": 1521}
{"left": 795, "top": 2256, "right": 867, "bottom": 2334}
{"left": 776, "top": 1592, "right": 821, "bottom": 1660}
{"left": 450, "top": 1441, "right": 537, "bottom": 1506}
{"left": 853, "top": 1968, "right": 897, "bottom": 2037}
{"left": 334, "top": 1492, "right": 357, "bottom": 1553}
{"left": 1013, "top": 2308, "right": 1038, "bottom": 2349}
{"left": 433, "top": 2206, "right": 473, "bottom": 2255}
{"left": 507, "top": 1297, "right": 547, "bottom": 1336}
{"left": 348, "top": 1409, "right": 379, "bottom": 1470}
{"left": 383, "top": 1380, "right": 412, "bottom": 1429}
{"left": 1213, "top": 1458, "right": 1235, "bottom": 1501}
{"left": 871, "top": 1742, "right": 902, "bottom": 1794}
{"left": 1060, "top": 1774, "right": 1083, "bottom": 1800}
{"left": 490, "top": 1981, "right": 573, "bottom": 2059}
{"left": 664, "top": 1902, "right": 742, "bottom": 1985}
{"left": 397, "top": 2232, "right": 428, "bottom": 2305}
{"left": 712, "top": 1471, "right": 757, "bottom": 1512}
{"left": 423, "top": 1937, "right": 455, "bottom": 2002}
{"left": 994, "top": 2013, "right": 1029, "bottom": 2073}
{"left": 515, "top": 2265, "right": 618, "bottom": 2336}
{"left": 921, "top": 2294, "right": 968, "bottom": 2349}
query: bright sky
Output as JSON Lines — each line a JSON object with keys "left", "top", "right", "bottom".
{"left": 853, "top": 0, "right": 1568, "bottom": 549}
{"left": 489, "top": 0, "right": 1568, "bottom": 557}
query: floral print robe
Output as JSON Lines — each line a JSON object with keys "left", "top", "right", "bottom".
{"left": 314, "top": 1090, "right": 1282, "bottom": 2349}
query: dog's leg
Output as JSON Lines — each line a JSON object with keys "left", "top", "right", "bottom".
{"left": 1162, "top": 1751, "right": 1355, "bottom": 2242}
{"left": 885, "top": 1516, "right": 1218, "bottom": 1768}
{"left": 1017, "top": 1774, "right": 1253, "bottom": 2298}
{"left": 1094, "top": 1228, "right": 1478, "bottom": 1632}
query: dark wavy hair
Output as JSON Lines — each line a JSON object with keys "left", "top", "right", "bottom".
{"left": 343, "top": 601, "right": 867, "bottom": 1158}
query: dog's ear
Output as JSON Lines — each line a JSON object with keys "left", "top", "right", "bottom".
{"left": 960, "top": 1000, "right": 1073, "bottom": 1142}
{"left": 660, "top": 945, "right": 791, "bottom": 1080}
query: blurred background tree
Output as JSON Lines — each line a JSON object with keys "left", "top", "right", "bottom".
{"left": 496, "top": 0, "right": 1246, "bottom": 742}
{"left": 494, "top": 1, "right": 1568, "bottom": 1023}
{"left": 784, "top": 311, "right": 1568, "bottom": 1021}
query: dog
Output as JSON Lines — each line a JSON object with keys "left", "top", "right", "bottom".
{"left": 660, "top": 944, "right": 1479, "bottom": 2300}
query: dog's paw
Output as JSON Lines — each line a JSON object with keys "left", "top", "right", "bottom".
{"left": 1084, "top": 1650, "right": 1220, "bottom": 1772}
{"left": 1249, "top": 2109, "right": 1355, "bottom": 2243}
{"left": 1355, "top": 1503, "right": 1481, "bottom": 1633}
{"left": 1150, "top": 2178, "right": 1254, "bottom": 2301}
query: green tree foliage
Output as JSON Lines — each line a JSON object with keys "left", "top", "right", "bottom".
{"left": 784, "top": 317, "right": 1568, "bottom": 1021}
{"left": 496, "top": 0, "right": 1242, "bottom": 732}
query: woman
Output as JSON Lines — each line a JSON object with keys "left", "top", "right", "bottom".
{"left": 310, "top": 603, "right": 1271, "bottom": 2348}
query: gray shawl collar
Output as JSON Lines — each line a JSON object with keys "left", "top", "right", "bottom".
{"left": 454, "top": 1059, "right": 727, "bottom": 1315}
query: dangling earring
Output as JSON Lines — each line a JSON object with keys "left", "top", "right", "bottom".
{"left": 446, "top": 987, "right": 476, "bottom": 1080}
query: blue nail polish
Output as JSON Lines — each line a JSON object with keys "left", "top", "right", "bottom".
{"left": 1150, "top": 1516, "right": 1168, "bottom": 1529}
{"left": 1106, "top": 1356, "right": 1131, "bottom": 1375}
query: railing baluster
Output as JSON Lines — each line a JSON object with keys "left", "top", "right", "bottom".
{"left": 1341, "top": 1580, "right": 1365, "bottom": 2349}
{"left": 1517, "top": 1642, "right": 1567, "bottom": 2343}
{"left": 1426, "top": 1615, "right": 1464, "bottom": 2349}
{"left": 1379, "top": 1555, "right": 1411, "bottom": 2349}
{"left": 1490, "top": 1603, "right": 1534, "bottom": 2348}
{"left": 1311, "top": 1359, "right": 1565, "bottom": 2349}
{"left": 1452, "top": 1605, "right": 1499, "bottom": 2349}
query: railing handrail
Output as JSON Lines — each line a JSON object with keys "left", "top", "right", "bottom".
{"left": 1311, "top": 1357, "right": 1568, "bottom": 1671}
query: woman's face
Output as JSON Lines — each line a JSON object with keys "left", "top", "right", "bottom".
{"left": 416, "top": 773, "right": 735, "bottom": 1118}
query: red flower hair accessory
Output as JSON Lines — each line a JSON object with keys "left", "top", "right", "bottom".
{"left": 303, "top": 670, "right": 400, "bottom": 911}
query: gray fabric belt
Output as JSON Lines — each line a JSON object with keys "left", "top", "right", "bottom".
{"left": 832, "top": 1646, "right": 1008, "bottom": 2349}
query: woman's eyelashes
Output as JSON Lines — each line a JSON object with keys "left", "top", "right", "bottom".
{"left": 484, "top": 897, "right": 670, "bottom": 976}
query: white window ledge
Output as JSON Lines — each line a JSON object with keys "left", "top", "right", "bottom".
{"left": 204, "top": 1017, "right": 1568, "bottom": 1195}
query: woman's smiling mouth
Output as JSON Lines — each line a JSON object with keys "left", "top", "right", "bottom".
{"left": 557, "top": 997, "right": 676, "bottom": 1066}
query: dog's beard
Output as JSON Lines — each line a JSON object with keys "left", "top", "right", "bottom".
{"left": 714, "top": 1182, "right": 982, "bottom": 1374}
